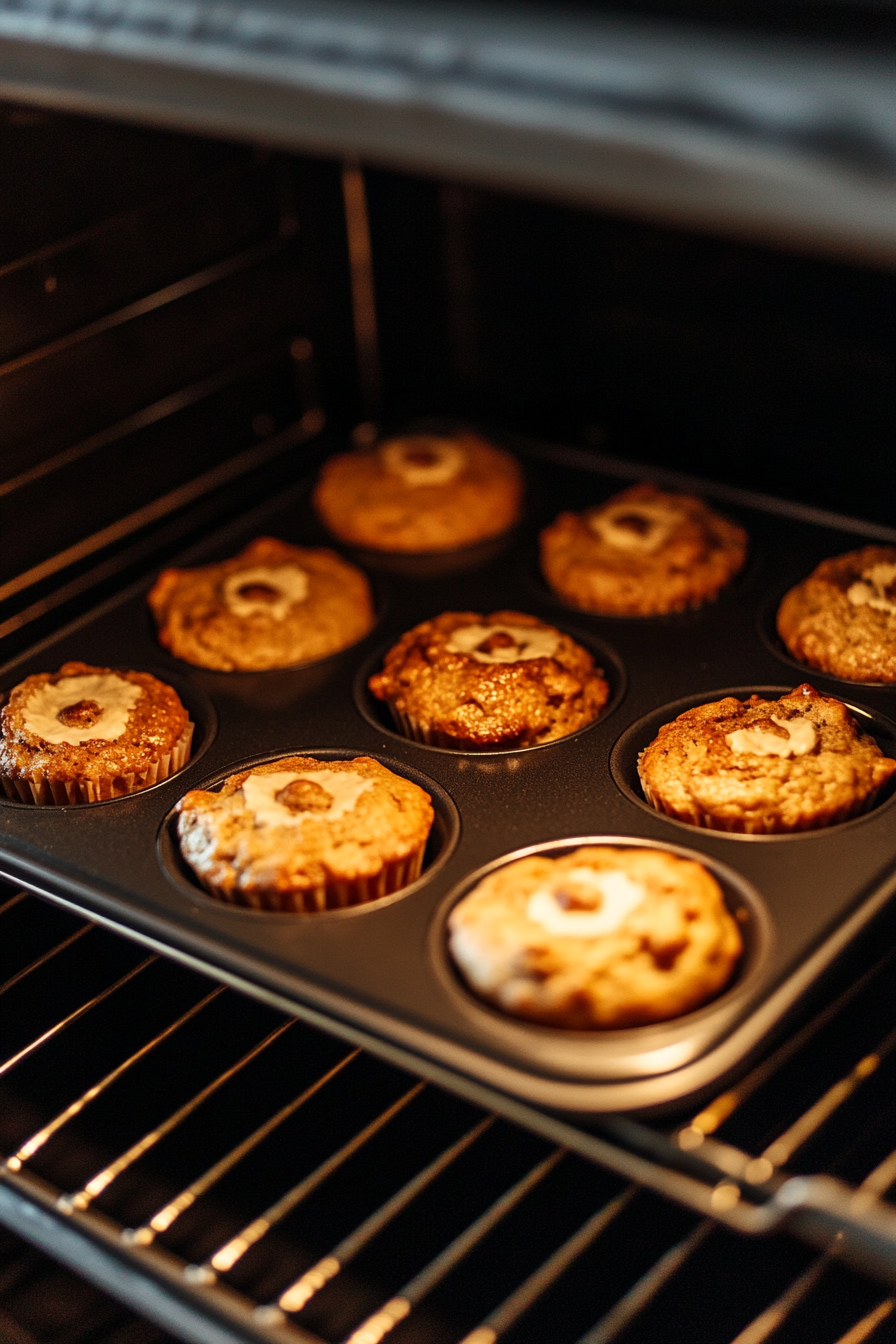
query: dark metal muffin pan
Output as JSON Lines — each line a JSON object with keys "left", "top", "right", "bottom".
{"left": 2, "top": 442, "right": 896, "bottom": 1116}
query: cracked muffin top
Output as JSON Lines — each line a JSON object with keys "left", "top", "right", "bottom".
{"left": 447, "top": 845, "right": 743, "bottom": 1029}
{"left": 148, "top": 536, "right": 374, "bottom": 671}
{"left": 638, "top": 683, "right": 896, "bottom": 834}
{"left": 368, "top": 609, "right": 610, "bottom": 750}
{"left": 313, "top": 432, "right": 523, "bottom": 553}
{"left": 777, "top": 546, "right": 896, "bottom": 684}
{"left": 540, "top": 483, "right": 748, "bottom": 616}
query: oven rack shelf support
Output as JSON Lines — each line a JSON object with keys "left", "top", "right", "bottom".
{"left": 4, "top": 892, "right": 896, "bottom": 1344}
{"left": 0, "top": 0, "right": 896, "bottom": 266}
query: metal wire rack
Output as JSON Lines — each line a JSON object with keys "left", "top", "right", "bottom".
{"left": 2, "top": 882, "right": 896, "bottom": 1344}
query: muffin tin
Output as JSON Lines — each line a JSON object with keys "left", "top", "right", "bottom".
{"left": 1, "top": 438, "right": 896, "bottom": 1117}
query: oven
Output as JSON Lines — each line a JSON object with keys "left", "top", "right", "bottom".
{"left": 1, "top": 3, "right": 896, "bottom": 1342}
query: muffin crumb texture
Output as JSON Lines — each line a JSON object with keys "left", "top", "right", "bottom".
{"left": 777, "top": 546, "right": 896, "bottom": 683}
{"left": 313, "top": 433, "right": 523, "bottom": 553}
{"left": 638, "top": 684, "right": 896, "bottom": 833}
{"left": 177, "top": 755, "right": 434, "bottom": 912}
{"left": 540, "top": 483, "right": 747, "bottom": 616}
{"left": 448, "top": 846, "right": 743, "bottom": 1029}
{"left": 0, "top": 661, "right": 192, "bottom": 805}
{"left": 369, "top": 610, "right": 610, "bottom": 749}
{"left": 148, "top": 536, "right": 374, "bottom": 671}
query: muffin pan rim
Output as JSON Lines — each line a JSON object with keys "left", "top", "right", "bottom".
{"left": 610, "top": 684, "right": 896, "bottom": 841}
{"left": 427, "top": 833, "right": 773, "bottom": 1084}
{"left": 352, "top": 623, "right": 627, "bottom": 758}
{"left": 157, "top": 745, "right": 461, "bottom": 921}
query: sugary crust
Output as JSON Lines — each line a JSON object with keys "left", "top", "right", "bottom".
{"left": 313, "top": 434, "right": 523, "bottom": 553}
{"left": 0, "top": 661, "right": 192, "bottom": 804}
{"left": 176, "top": 755, "right": 434, "bottom": 912}
{"left": 368, "top": 610, "right": 610, "bottom": 750}
{"left": 148, "top": 537, "right": 374, "bottom": 671}
{"left": 777, "top": 546, "right": 896, "bottom": 684}
{"left": 638, "top": 684, "right": 896, "bottom": 834}
{"left": 539, "top": 484, "right": 748, "bottom": 616}
{"left": 447, "top": 846, "right": 743, "bottom": 1029}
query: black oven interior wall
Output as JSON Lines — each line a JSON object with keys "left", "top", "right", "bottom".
{"left": 1, "top": 102, "right": 894, "bottom": 663}
{"left": 362, "top": 167, "right": 895, "bottom": 529}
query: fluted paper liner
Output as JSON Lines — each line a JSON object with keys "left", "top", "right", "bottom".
{"left": 639, "top": 770, "right": 885, "bottom": 834}
{"left": 199, "top": 841, "right": 427, "bottom": 914}
{"left": 1, "top": 720, "right": 194, "bottom": 806}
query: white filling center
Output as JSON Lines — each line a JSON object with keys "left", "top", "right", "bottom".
{"left": 587, "top": 501, "right": 684, "bottom": 553}
{"left": 380, "top": 436, "right": 466, "bottom": 487}
{"left": 527, "top": 867, "right": 646, "bottom": 937}
{"left": 241, "top": 769, "right": 373, "bottom": 828}
{"left": 726, "top": 715, "right": 817, "bottom": 758}
{"left": 22, "top": 673, "right": 142, "bottom": 745}
{"left": 446, "top": 623, "right": 559, "bottom": 664}
{"left": 847, "top": 562, "right": 896, "bottom": 616}
{"left": 222, "top": 565, "right": 309, "bottom": 621}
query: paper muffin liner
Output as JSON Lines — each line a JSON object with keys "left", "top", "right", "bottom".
{"left": 202, "top": 841, "right": 428, "bottom": 914}
{"left": 386, "top": 702, "right": 486, "bottom": 751}
{"left": 639, "top": 773, "right": 884, "bottom": 834}
{"left": 1, "top": 720, "right": 194, "bottom": 807}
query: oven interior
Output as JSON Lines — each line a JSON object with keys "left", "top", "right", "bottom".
{"left": 1, "top": 98, "right": 896, "bottom": 1344}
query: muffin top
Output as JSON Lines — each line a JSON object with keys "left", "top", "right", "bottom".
{"left": 447, "top": 846, "right": 743, "bottom": 1029}
{"left": 0, "top": 661, "right": 190, "bottom": 784}
{"left": 638, "top": 684, "right": 896, "bottom": 833}
{"left": 148, "top": 536, "right": 374, "bottom": 671}
{"left": 177, "top": 755, "right": 433, "bottom": 902}
{"left": 312, "top": 432, "right": 523, "bottom": 553}
{"left": 368, "top": 610, "right": 610, "bottom": 749}
{"left": 777, "top": 545, "right": 896, "bottom": 683}
{"left": 539, "top": 483, "right": 748, "bottom": 616}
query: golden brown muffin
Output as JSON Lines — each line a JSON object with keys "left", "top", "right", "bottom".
{"left": 638, "top": 684, "right": 896, "bottom": 834}
{"left": 448, "top": 846, "right": 743, "bottom": 1029}
{"left": 777, "top": 546, "right": 896, "bottom": 683}
{"left": 312, "top": 432, "right": 523, "bottom": 553}
{"left": 369, "top": 610, "right": 610, "bottom": 750}
{"left": 0, "top": 661, "right": 193, "bottom": 805}
{"left": 176, "top": 755, "right": 433, "bottom": 912}
{"left": 148, "top": 537, "right": 374, "bottom": 671}
{"left": 540, "top": 483, "right": 748, "bottom": 616}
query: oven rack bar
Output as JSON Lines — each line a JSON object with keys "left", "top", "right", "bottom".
{"left": 1, "top": 1, "right": 896, "bottom": 265}
{"left": 2, "top": 892, "right": 896, "bottom": 1344}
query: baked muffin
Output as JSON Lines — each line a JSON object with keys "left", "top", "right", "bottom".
{"left": 0, "top": 662, "right": 193, "bottom": 805}
{"left": 148, "top": 537, "right": 374, "bottom": 671}
{"left": 777, "top": 546, "right": 896, "bottom": 683}
{"left": 540, "top": 483, "right": 748, "bottom": 616}
{"left": 176, "top": 755, "right": 434, "bottom": 912}
{"left": 313, "top": 432, "right": 523, "bottom": 553}
{"left": 368, "top": 610, "right": 610, "bottom": 750}
{"left": 638, "top": 684, "right": 896, "bottom": 834}
{"left": 448, "top": 846, "right": 743, "bottom": 1029}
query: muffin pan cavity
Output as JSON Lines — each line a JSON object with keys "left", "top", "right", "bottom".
{"left": 2, "top": 438, "right": 896, "bottom": 1115}
{"left": 429, "top": 836, "right": 772, "bottom": 1083}
{"left": 611, "top": 686, "right": 896, "bottom": 839}
{"left": 158, "top": 747, "right": 460, "bottom": 918}
{"left": 353, "top": 627, "right": 626, "bottom": 757}
{"left": 0, "top": 666, "right": 217, "bottom": 809}
{"left": 758, "top": 587, "right": 896, "bottom": 689}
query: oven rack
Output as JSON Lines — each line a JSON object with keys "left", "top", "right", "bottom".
{"left": 3, "top": 886, "right": 896, "bottom": 1344}
{"left": 1, "top": 0, "right": 896, "bottom": 266}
